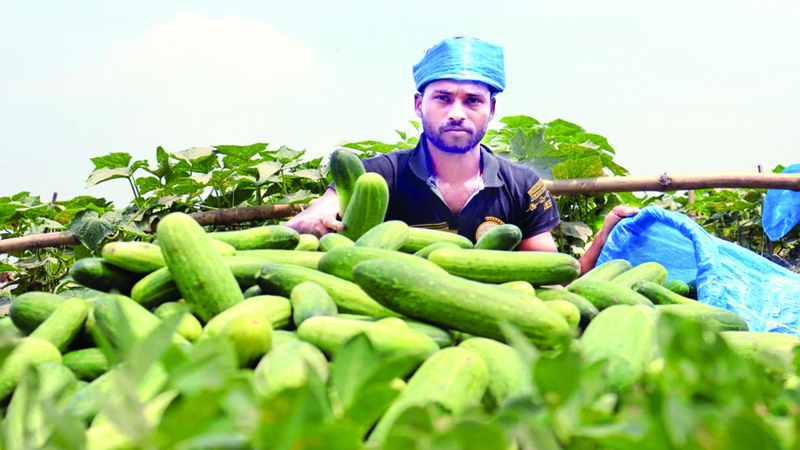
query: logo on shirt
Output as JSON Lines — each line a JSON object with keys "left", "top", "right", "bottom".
{"left": 476, "top": 216, "right": 505, "bottom": 241}
{"left": 526, "top": 180, "right": 553, "bottom": 212}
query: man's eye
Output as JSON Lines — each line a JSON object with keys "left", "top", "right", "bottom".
{"left": 435, "top": 95, "right": 449, "bottom": 101}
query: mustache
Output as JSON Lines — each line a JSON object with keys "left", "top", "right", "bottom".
{"left": 440, "top": 125, "right": 473, "bottom": 133}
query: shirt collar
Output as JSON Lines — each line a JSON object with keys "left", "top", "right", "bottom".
{"left": 409, "top": 135, "right": 504, "bottom": 188}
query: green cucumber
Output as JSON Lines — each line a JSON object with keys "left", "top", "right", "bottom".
{"left": 63, "top": 348, "right": 110, "bottom": 381}
{"left": 0, "top": 337, "right": 63, "bottom": 402}
{"left": 317, "top": 246, "right": 446, "bottom": 282}
{"left": 352, "top": 259, "right": 571, "bottom": 349}
{"left": 720, "top": 331, "right": 800, "bottom": 372}
{"left": 366, "top": 347, "right": 489, "bottom": 447}
{"left": 237, "top": 249, "right": 322, "bottom": 270}
{"left": 611, "top": 261, "right": 668, "bottom": 289}
{"left": 208, "top": 224, "right": 300, "bottom": 250}
{"left": 92, "top": 294, "right": 189, "bottom": 347}
{"left": 243, "top": 284, "right": 262, "bottom": 298}
{"left": 318, "top": 233, "right": 355, "bottom": 252}
{"left": 580, "top": 304, "right": 658, "bottom": 390}
{"left": 70, "top": 257, "right": 141, "bottom": 295}
{"left": 340, "top": 172, "right": 389, "bottom": 241}
{"left": 297, "top": 316, "right": 439, "bottom": 360}
{"left": 664, "top": 279, "right": 691, "bottom": 296}
{"left": 290, "top": 281, "right": 338, "bottom": 327}
{"left": 474, "top": 223, "right": 523, "bottom": 250}
{"left": 535, "top": 288, "right": 599, "bottom": 328}
{"left": 632, "top": 280, "right": 697, "bottom": 305}
{"left": 101, "top": 241, "right": 166, "bottom": 274}
{"left": 9, "top": 292, "right": 65, "bottom": 334}
{"left": 29, "top": 297, "right": 89, "bottom": 352}
{"left": 428, "top": 248, "right": 581, "bottom": 286}
{"left": 399, "top": 227, "right": 474, "bottom": 253}
{"left": 152, "top": 302, "right": 203, "bottom": 342}
{"left": 412, "top": 241, "right": 461, "bottom": 259}
{"left": 330, "top": 148, "right": 366, "bottom": 218}
{"left": 253, "top": 340, "right": 329, "bottom": 398}
{"left": 156, "top": 212, "right": 244, "bottom": 322}
{"left": 544, "top": 300, "right": 581, "bottom": 331}
{"left": 566, "top": 279, "right": 654, "bottom": 310}
{"left": 218, "top": 313, "right": 273, "bottom": 368}
{"left": 271, "top": 329, "right": 301, "bottom": 347}
{"left": 568, "top": 258, "right": 633, "bottom": 291}
{"left": 655, "top": 304, "right": 748, "bottom": 332}
{"left": 257, "top": 263, "right": 399, "bottom": 317}
{"left": 294, "top": 233, "right": 320, "bottom": 251}
{"left": 202, "top": 295, "right": 291, "bottom": 338}
{"left": 459, "top": 337, "right": 535, "bottom": 409}
{"left": 500, "top": 280, "right": 538, "bottom": 296}
{"left": 355, "top": 220, "right": 410, "bottom": 250}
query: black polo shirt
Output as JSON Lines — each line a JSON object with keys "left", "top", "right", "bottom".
{"left": 361, "top": 139, "right": 560, "bottom": 243}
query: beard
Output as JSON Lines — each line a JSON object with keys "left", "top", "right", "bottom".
{"left": 422, "top": 118, "right": 488, "bottom": 154}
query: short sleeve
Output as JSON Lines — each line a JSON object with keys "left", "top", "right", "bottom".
{"left": 515, "top": 173, "right": 560, "bottom": 239}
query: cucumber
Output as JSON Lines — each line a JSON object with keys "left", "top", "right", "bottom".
{"left": 567, "top": 258, "right": 633, "bottom": 291}
{"left": 0, "top": 316, "right": 21, "bottom": 337}
{"left": 340, "top": 172, "right": 389, "bottom": 241}
{"left": 0, "top": 337, "right": 63, "bottom": 402}
{"left": 9, "top": 292, "right": 65, "bottom": 334}
{"left": 202, "top": 295, "right": 291, "bottom": 338}
{"left": 720, "top": 331, "right": 800, "bottom": 372}
{"left": 257, "top": 263, "right": 399, "bottom": 317}
{"left": 664, "top": 279, "right": 691, "bottom": 296}
{"left": 428, "top": 248, "right": 581, "bottom": 286}
{"left": 412, "top": 241, "right": 461, "bottom": 259}
{"left": 243, "top": 284, "right": 262, "bottom": 298}
{"left": 318, "top": 233, "right": 355, "bottom": 252}
{"left": 655, "top": 304, "right": 748, "bottom": 332}
{"left": 500, "top": 280, "right": 538, "bottom": 296}
{"left": 290, "top": 281, "right": 338, "bottom": 327}
{"left": 566, "top": 279, "right": 654, "bottom": 310}
{"left": 218, "top": 313, "right": 273, "bottom": 368}
{"left": 352, "top": 259, "right": 571, "bottom": 349}
{"left": 631, "top": 280, "right": 697, "bottom": 305}
{"left": 535, "top": 288, "right": 599, "bottom": 328}
{"left": 366, "top": 347, "right": 489, "bottom": 448}
{"left": 29, "top": 297, "right": 89, "bottom": 352}
{"left": 63, "top": 348, "right": 110, "bottom": 381}
{"left": 101, "top": 241, "right": 166, "bottom": 274}
{"left": 70, "top": 257, "right": 141, "bottom": 295}
{"left": 152, "top": 302, "right": 203, "bottom": 342}
{"left": 330, "top": 148, "right": 366, "bottom": 218}
{"left": 398, "top": 227, "right": 474, "bottom": 253}
{"left": 253, "top": 340, "right": 329, "bottom": 398}
{"left": 237, "top": 249, "right": 322, "bottom": 270}
{"left": 271, "top": 330, "right": 301, "bottom": 347}
{"left": 156, "top": 212, "right": 244, "bottom": 322}
{"left": 355, "top": 220, "right": 410, "bottom": 250}
{"left": 404, "top": 320, "right": 455, "bottom": 348}
{"left": 208, "top": 224, "right": 300, "bottom": 250}
{"left": 459, "top": 337, "right": 535, "bottom": 409}
{"left": 85, "top": 390, "right": 177, "bottom": 450}
{"left": 317, "top": 246, "right": 446, "bottom": 282}
{"left": 611, "top": 261, "right": 668, "bottom": 289}
{"left": 544, "top": 300, "right": 581, "bottom": 331}
{"left": 129, "top": 267, "right": 181, "bottom": 309}
{"left": 474, "top": 223, "right": 523, "bottom": 250}
{"left": 580, "top": 304, "right": 658, "bottom": 390}
{"left": 92, "top": 294, "right": 189, "bottom": 347}
{"left": 297, "top": 316, "right": 439, "bottom": 360}
{"left": 295, "top": 233, "right": 320, "bottom": 251}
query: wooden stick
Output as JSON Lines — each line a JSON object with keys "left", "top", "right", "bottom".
{"left": 0, "top": 203, "right": 309, "bottom": 255}
{"left": 544, "top": 172, "right": 800, "bottom": 195}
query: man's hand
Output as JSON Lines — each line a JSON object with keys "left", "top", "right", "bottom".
{"left": 601, "top": 205, "right": 640, "bottom": 232}
{"left": 577, "top": 205, "right": 640, "bottom": 276}
{"left": 284, "top": 188, "right": 345, "bottom": 237}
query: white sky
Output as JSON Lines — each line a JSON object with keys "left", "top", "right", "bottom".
{"left": 2, "top": 0, "right": 799, "bottom": 206}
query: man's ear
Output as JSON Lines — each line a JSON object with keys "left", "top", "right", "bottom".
{"left": 489, "top": 97, "right": 496, "bottom": 122}
{"left": 414, "top": 92, "right": 423, "bottom": 118}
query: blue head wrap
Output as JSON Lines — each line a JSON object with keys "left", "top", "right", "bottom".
{"left": 413, "top": 37, "right": 505, "bottom": 95}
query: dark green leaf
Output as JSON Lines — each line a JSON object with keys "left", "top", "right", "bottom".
{"left": 90, "top": 152, "right": 132, "bottom": 170}
{"left": 544, "top": 119, "right": 584, "bottom": 138}
{"left": 136, "top": 176, "right": 163, "bottom": 195}
{"left": 500, "top": 115, "right": 541, "bottom": 129}
{"left": 551, "top": 155, "right": 604, "bottom": 179}
{"left": 68, "top": 210, "right": 116, "bottom": 252}
{"left": 533, "top": 347, "right": 581, "bottom": 408}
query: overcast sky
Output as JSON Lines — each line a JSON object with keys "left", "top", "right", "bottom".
{"left": 2, "top": 0, "right": 799, "bottom": 206}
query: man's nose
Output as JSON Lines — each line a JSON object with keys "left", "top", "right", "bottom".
{"left": 447, "top": 101, "right": 467, "bottom": 123}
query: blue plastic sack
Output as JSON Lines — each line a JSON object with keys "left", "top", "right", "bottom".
{"left": 597, "top": 206, "right": 800, "bottom": 335}
{"left": 762, "top": 163, "right": 800, "bottom": 241}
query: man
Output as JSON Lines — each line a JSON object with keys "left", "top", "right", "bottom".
{"left": 286, "top": 37, "right": 635, "bottom": 274}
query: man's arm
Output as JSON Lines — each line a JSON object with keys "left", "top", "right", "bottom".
{"left": 517, "top": 230, "right": 559, "bottom": 252}
{"left": 284, "top": 188, "right": 344, "bottom": 237}
{"left": 577, "top": 206, "right": 639, "bottom": 275}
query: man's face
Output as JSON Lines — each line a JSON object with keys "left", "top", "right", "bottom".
{"left": 415, "top": 79, "right": 496, "bottom": 154}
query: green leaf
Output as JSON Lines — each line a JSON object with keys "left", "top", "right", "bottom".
{"left": 533, "top": 347, "right": 581, "bottom": 408}
{"left": 251, "top": 161, "right": 283, "bottom": 182}
{"left": 90, "top": 152, "right": 132, "bottom": 170}
{"left": 557, "top": 221, "right": 592, "bottom": 242}
{"left": 430, "top": 419, "right": 508, "bottom": 450}
{"left": 0, "top": 261, "right": 18, "bottom": 272}
{"left": 290, "top": 169, "right": 324, "bottom": 181}
{"left": 551, "top": 155, "right": 604, "bottom": 179}
{"left": 544, "top": 119, "right": 584, "bottom": 138}
{"left": 215, "top": 143, "right": 268, "bottom": 161}
{"left": 276, "top": 190, "right": 316, "bottom": 204}
{"left": 136, "top": 176, "right": 163, "bottom": 195}
{"left": 276, "top": 146, "right": 305, "bottom": 164}
{"left": 500, "top": 115, "right": 541, "bottom": 129}
{"left": 68, "top": 210, "right": 116, "bottom": 252}
{"left": 172, "top": 147, "right": 215, "bottom": 164}
{"left": 85, "top": 167, "right": 133, "bottom": 188}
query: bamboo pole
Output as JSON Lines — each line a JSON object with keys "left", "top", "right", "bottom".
{"left": 544, "top": 172, "right": 800, "bottom": 195}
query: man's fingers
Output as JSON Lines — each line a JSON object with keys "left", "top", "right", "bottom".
{"left": 321, "top": 216, "right": 345, "bottom": 232}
